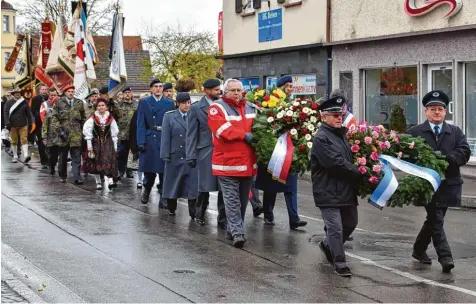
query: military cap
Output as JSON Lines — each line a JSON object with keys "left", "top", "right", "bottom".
{"left": 422, "top": 90, "right": 449, "bottom": 108}
{"left": 86, "top": 88, "right": 99, "bottom": 99}
{"left": 176, "top": 92, "right": 191, "bottom": 103}
{"left": 63, "top": 84, "right": 75, "bottom": 92}
{"left": 99, "top": 86, "right": 109, "bottom": 94}
{"left": 203, "top": 79, "right": 221, "bottom": 89}
{"left": 11, "top": 87, "right": 22, "bottom": 93}
{"left": 122, "top": 87, "right": 132, "bottom": 93}
{"left": 319, "top": 96, "right": 346, "bottom": 113}
{"left": 163, "top": 83, "right": 173, "bottom": 91}
{"left": 277, "top": 75, "right": 292, "bottom": 88}
{"left": 150, "top": 78, "right": 162, "bottom": 87}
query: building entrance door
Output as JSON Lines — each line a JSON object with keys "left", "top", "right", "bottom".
{"left": 428, "top": 65, "right": 454, "bottom": 124}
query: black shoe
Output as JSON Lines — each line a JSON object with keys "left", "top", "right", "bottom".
{"left": 290, "top": 220, "right": 307, "bottom": 229}
{"left": 196, "top": 218, "right": 206, "bottom": 226}
{"left": 335, "top": 266, "right": 352, "bottom": 277}
{"left": 168, "top": 210, "right": 176, "bottom": 216}
{"left": 50, "top": 171, "right": 55, "bottom": 176}
{"left": 217, "top": 222, "right": 227, "bottom": 230}
{"left": 158, "top": 197, "right": 168, "bottom": 209}
{"left": 225, "top": 232, "right": 233, "bottom": 240}
{"left": 190, "top": 215, "right": 196, "bottom": 220}
{"left": 74, "top": 179, "right": 84, "bottom": 185}
{"left": 441, "top": 260, "right": 455, "bottom": 273}
{"left": 412, "top": 251, "right": 432, "bottom": 265}
{"left": 347, "top": 235, "right": 354, "bottom": 241}
{"left": 24, "top": 156, "right": 31, "bottom": 163}
{"left": 137, "top": 182, "right": 142, "bottom": 189}
{"left": 264, "top": 218, "right": 275, "bottom": 226}
{"left": 233, "top": 234, "right": 246, "bottom": 248}
{"left": 60, "top": 178, "right": 66, "bottom": 183}
{"left": 119, "top": 172, "right": 125, "bottom": 178}
{"left": 319, "top": 241, "right": 334, "bottom": 265}
{"left": 141, "top": 188, "right": 151, "bottom": 204}
{"left": 108, "top": 182, "right": 117, "bottom": 190}
{"left": 253, "top": 207, "right": 263, "bottom": 218}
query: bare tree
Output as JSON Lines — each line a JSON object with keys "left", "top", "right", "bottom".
{"left": 16, "top": 0, "right": 118, "bottom": 35}
{"left": 143, "top": 23, "right": 220, "bottom": 90}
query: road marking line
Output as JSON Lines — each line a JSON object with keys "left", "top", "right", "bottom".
{"left": 178, "top": 200, "right": 476, "bottom": 297}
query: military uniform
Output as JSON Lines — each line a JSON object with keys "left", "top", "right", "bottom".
{"left": 41, "top": 99, "right": 60, "bottom": 175}
{"left": 161, "top": 107, "right": 198, "bottom": 218}
{"left": 116, "top": 98, "right": 138, "bottom": 177}
{"left": 50, "top": 95, "right": 86, "bottom": 182}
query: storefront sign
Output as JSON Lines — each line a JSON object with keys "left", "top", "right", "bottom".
{"left": 266, "top": 76, "right": 278, "bottom": 90}
{"left": 258, "top": 8, "right": 283, "bottom": 43}
{"left": 291, "top": 74, "right": 317, "bottom": 95}
{"left": 404, "top": 0, "right": 463, "bottom": 18}
{"left": 240, "top": 77, "right": 260, "bottom": 92}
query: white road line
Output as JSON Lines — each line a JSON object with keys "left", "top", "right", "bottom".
{"left": 177, "top": 200, "right": 476, "bottom": 298}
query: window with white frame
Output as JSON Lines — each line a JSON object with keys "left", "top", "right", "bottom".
{"left": 3, "top": 15, "right": 10, "bottom": 33}
{"left": 243, "top": 0, "right": 254, "bottom": 12}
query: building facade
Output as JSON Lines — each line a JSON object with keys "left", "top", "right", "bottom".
{"left": 1, "top": 0, "right": 17, "bottom": 95}
{"left": 329, "top": 0, "right": 476, "bottom": 162}
{"left": 222, "top": 0, "right": 330, "bottom": 100}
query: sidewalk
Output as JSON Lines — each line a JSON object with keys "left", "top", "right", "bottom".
{"left": 1, "top": 267, "right": 45, "bottom": 304}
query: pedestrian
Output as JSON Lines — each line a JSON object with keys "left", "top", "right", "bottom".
{"left": 116, "top": 87, "right": 138, "bottom": 178}
{"left": 3, "top": 87, "right": 33, "bottom": 163}
{"left": 160, "top": 92, "right": 198, "bottom": 217}
{"left": 163, "top": 83, "right": 174, "bottom": 99}
{"left": 407, "top": 90, "right": 471, "bottom": 273}
{"left": 84, "top": 88, "right": 99, "bottom": 118}
{"left": 50, "top": 84, "right": 86, "bottom": 184}
{"left": 311, "top": 96, "right": 361, "bottom": 277}
{"left": 128, "top": 106, "right": 143, "bottom": 189}
{"left": 40, "top": 89, "right": 60, "bottom": 175}
{"left": 136, "top": 78, "right": 175, "bottom": 207}
{"left": 255, "top": 75, "right": 306, "bottom": 230}
{"left": 82, "top": 98, "right": 119, "bottom": 190}
{"left": 186, "top": 78, "right": 227, "bottom": 227}
{"left": 207, "top": 78, "right": 257, "bottom": 248}
{"left": 99, "top": 86, "right": 121, "bottom": 122}
{"left": 30, "top": 84, "right": 49, "bottom": 168}
{"left": 1, "top": 92, "right": 12, "bottom": 154}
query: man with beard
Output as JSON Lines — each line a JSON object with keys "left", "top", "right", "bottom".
{"left": 30, "top": 84, "right": 49, "bottom": 168}
{"left": 186, "top": 78, "right": 227, "bottom": 227}
{"left": 116, "top": 87, "right": 138, "bottom": 178}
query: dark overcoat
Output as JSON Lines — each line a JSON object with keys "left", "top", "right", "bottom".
{"left": 185, "top": 96, "right": 219, "bottom": 192}
{"left": 160, "top": 110, "right": 198, "bottom": 199}
{"left": 407, "top": 121, "right": 471, "bottom": 207}
{"left": 136, "top": 95, "right": 175, "bottom": 173}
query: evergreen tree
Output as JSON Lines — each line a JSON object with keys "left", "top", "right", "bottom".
{"left": 390, "top": 104, "right": 407, "bottom": 133}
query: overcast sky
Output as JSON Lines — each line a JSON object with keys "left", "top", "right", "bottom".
{"left": 9, "top": 0, "right": 222, "bottom": 37}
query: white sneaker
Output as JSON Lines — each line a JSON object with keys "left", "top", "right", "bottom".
{"left": 96, "top": 183, "right": 103, "bottom": 190}
{"left": 11, "top": 157, "right": 18, "bottom": 163}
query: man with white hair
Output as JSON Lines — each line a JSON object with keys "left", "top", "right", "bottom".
{"left": 207, "top": 79, "right": 257, "bottom": 248}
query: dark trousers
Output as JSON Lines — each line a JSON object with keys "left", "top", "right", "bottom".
{"left": 263, "top": 191, "right": 300, "bottom": 225}
{"left": 117, "top": 140, "right": 131, "bottom": 174}
{"left": 48, "top": 145, "right": 60, "bottom": 174}
{"left": 167, "top": 198, "right": 197, "bottom": 217}
{"left": 36, "top": 125, "right": 48, "bottom": 165}
{"left": 196, "top": 191, "right": 227, "bottom": 225}
{"left": 414, "top": 205, "right": 452, "bottom": 262}
{"left": 320, "top": 206, "right": 358, "bottom": 269}
{"left": 58, "top": 146, "right": 81, "bottom": 180}
{"left": 143, "top": 172, "right": 164, "bottom": 192}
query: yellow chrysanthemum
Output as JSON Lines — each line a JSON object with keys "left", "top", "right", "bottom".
{"left": 257, "top": 90, "right": 266, "bottom": 97}
{"left": 262, "top": 101, "right": 269, "bottom": 107}
{"left": 269, "top": 95, "right": 279, "bottom": 104}
{"left": 275, "top": 89, "right": 287, "bottom": 99}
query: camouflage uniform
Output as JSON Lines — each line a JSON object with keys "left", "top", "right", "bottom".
{"left": 41, "top": 107, "right": 59, "bottom": 148}
{"left": 50, "top": 97, "right": 85, "bottom": 181}
{"left": 115, "top": 99, "right": 138, "bottom": 176}
{"left": 84, "top": 100, "right": 95, "bottom": 119}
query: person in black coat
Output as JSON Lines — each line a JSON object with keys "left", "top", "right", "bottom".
{"left": 30, "top": 84, "right": 49, "bottom": 167}
{"left": 311, "top": 96, "right": 361, "bottom": 277}
{"left": 407, "top": 90, "right": 471, "bottom": 273}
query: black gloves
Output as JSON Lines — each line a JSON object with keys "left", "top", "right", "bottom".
{"left": 188, "top": 159, "right": 197, "bottom": 168}
{"left": 138, "top": 144, "right": 147, "bottom": 152}
{"left": 244, "top": 132, "right": 253, "bottom": 143}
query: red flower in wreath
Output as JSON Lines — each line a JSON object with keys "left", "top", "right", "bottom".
{"left": 301, "top": 128, "right": 308, "bottom": 135}
{"left": 299, "top": 145, "right": 306, "bottom": 152}
{"left": 299, "top": 112, "right": 308, "bottom": 120}
{"left": 311, "top": 103, "right": 319, "bottom": 110}
{"left": 264, "top": 95, "right": 270, "bottom": 101}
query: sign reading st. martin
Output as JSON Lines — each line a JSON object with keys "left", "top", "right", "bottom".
{"left": 404, "top": 0, "right": 463, "bottom": 17}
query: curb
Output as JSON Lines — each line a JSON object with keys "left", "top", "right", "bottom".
{"left": 1, "top": 267, "right": 46, "bottom": 303}
{"left": 298, "top": 173, "right": 476, "bottom": 209}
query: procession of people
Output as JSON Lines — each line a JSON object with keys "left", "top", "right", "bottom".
{"left": 2, "top": 73, "right": 470, "bottom": 277}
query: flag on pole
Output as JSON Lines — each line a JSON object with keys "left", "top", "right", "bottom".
{"left": 108, "top": 12, "right": 127, "bottom": 98}
{"left": 73, "top": 2, "right": 96, "bottom": 100}
{"left": 35, "top": 18, "right": 55, "bottom": 87}
{"left": 46, "top": 17, "right": 73, "bottom": 93}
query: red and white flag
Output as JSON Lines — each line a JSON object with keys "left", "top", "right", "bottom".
{"left": 267, "top": 132, "right": 294, "bottom": 183}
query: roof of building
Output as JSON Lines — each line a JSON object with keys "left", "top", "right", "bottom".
{"left": 94, "top": 35, "right": 143, "bottom": 52}
{"left": 1, "top": 0, "right": 16, "bottom": 11}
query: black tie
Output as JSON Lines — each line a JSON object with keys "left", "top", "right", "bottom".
{"left": 183, "top": 114, "right": 187, "bottom": 121}
{"left": 434, "top": 125, "right": 440, "bottom": 137}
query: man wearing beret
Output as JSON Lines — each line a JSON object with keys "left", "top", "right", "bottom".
{"left": 50, "top": 84, "right": 86, "bottom": 184}
{"left": 163, "top": 83, "right": 174, "bottom": 100}
{"left": 407, "top": 90, "right": 470, "bottom": 273}
{"left": 311, "top": 96, "right": 361, "bottom": 277}
{"left": 84, "top": 88, "right": 99, "bottom": 118}
{"left": 186, "top": 78, "right": 227, "bottom": 227}
{"left": 277, "top": 75, "right": 294, "bottom": 96}
{"left": 137, "top": 78, "right": 175, "bottom": 207}
{"left": 160, "top": 92, "right": 198, "bottom": 218}
{"left": 116, "top": 87, "right": 138, "bottom": 178}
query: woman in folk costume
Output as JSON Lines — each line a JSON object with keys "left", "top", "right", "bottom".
{"left": 82, "top": 98, "right": 119, "bottom": 190}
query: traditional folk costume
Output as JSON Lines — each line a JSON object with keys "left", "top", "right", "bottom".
{"left": 82, "top": 111, "right": 119, "bottom": 190}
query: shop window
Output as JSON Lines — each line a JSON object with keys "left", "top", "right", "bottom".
{"left": 3, "top": 15, "right": 10, "bottom": 33}
{"left": 365, "top": 67, "right": 418, "bottom": 130}
{"left": 465, "top": 62, "right": 476, "bottom": 157}
{"left": 339, "top": 72, "right": 353, "bottom": 113}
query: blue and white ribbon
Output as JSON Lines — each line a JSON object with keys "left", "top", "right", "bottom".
{"left": 369, "top": 154, "right": 442, "bottom": 209}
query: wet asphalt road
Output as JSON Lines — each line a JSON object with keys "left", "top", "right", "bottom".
{"left": 1, "top": 152, "right": 476, "bottom": 303}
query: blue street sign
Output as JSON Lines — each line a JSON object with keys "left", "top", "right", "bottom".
{"left": 258, "top": 8, "right": 283, "bottom": 43}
